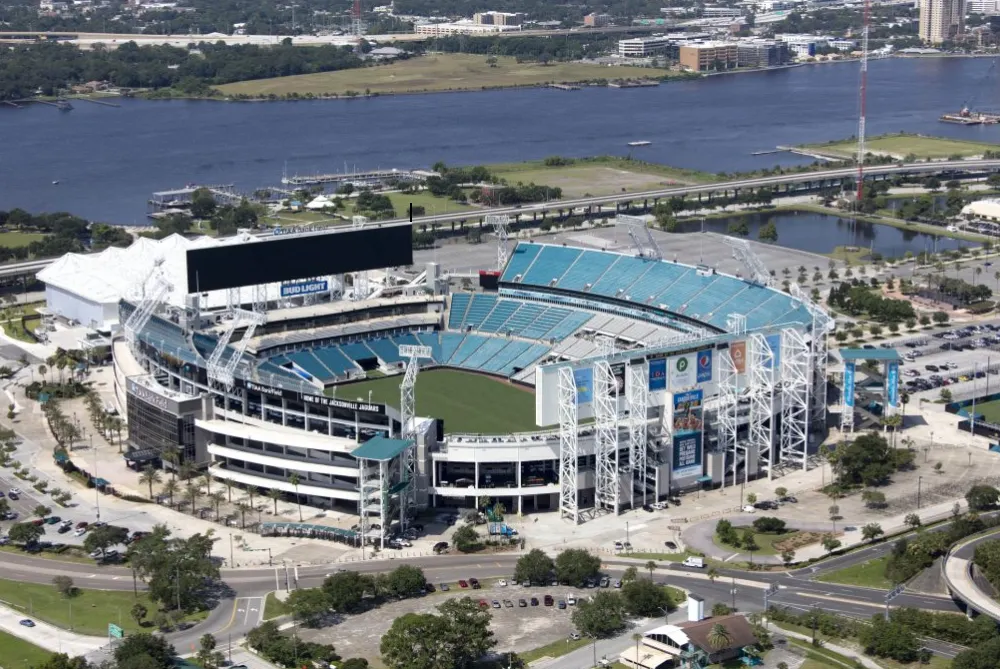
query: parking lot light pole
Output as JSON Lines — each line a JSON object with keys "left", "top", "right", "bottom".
{"left": 626, "top": 521, "right": 629, "bottom": 546}
{"left": 917, "top": 476, "right": 923, "bottom": 510}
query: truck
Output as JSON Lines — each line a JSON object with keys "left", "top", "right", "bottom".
{"left": 683, "top": 556, "right": 705, "bottom": 569}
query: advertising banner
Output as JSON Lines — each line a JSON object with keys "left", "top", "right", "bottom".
{"left": 574, "top": 367, "right": 593, "bottom": 404}
{"left": 649, "top": 358, "right": 667, "bottom": 391}
{"left": 672, "top": 388, "right": 704, "bottom": 478}
{"left": 696, "top": 349, "right": 713, "bottom": 384}
{"left": 673, "top": 433, "right": 703, "bottom": 479}
{"left": 765, "top": 333, "right": 782, "bottom": 370}
{"left": 730, "top": 341, "right": 747, "bottom": 374}
{"left": 610, "top": 362, "right": 627, "bottom": 398}
{"left": 280, "top": 279, "right": 329, "bottom": 298}
{"left": 844, "top": 362, "right": 856, "bottom": 408}
{"left": 670, "top": 353, "right": 697, "bottom": 390}
{"left": 886, "top": 361, "right": 899, "bottom": 408}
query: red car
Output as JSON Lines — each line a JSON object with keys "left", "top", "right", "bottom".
{"left": 478, "top": 599, "right": 489, "bottom": 608}
{"left": 458, "top": 580, "right": 469, "bottom": 588}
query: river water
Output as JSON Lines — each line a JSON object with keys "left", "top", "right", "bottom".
{"left": 1, "top": 56, "right": 999, "bottom": 226}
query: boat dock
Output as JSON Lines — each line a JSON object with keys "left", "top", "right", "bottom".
{"left": 608, "top": 80, "right": 660, "bottom": 88}
{"left": 548, "top": 83, "right": 580, "bottom": 90}
{"left": 281, "top": 168, "right": 422, "bottom": 187}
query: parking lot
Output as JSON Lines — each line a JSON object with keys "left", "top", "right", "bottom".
{"left": 299, "top": 580, "right": 600, "bottom": 659}
{"left": 889, "top": 322, "right": 1000, "bottom": 398}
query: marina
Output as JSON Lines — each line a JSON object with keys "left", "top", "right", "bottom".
{"left": 280, "top": 167, "right": 425, "bottom": 187}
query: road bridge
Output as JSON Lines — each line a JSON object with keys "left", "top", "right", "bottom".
{"left": 942, "top": 528, "right": 1000, "bottom": 622}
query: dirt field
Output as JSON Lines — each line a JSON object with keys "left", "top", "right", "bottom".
{"left": 299, "top": 583, "right": 588, "bottom": 662}
{"left": 491, "top": 158, "right": 715, "bottom": 197}
{"left": 215, "top": 54, "right": 658, "bottom": 97}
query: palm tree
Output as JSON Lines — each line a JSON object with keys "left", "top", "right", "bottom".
{"left": 477, "top": 495, "right": 492, "bottom": 512}
{"left": 707, "top": 623, "right": 734, "bottom": 652}
{"left": 201, "top": 472, "right": 212, "bottom": 496}
{"left": 267, "top": 488, "right": 282, "bottom": 515}
{"left": 707, "top": 567, "right": 719, "bottom": 583}
{"left": 974, "top": 266, "right": 983, "bottom": 287}
{"left": 223, "top": 478, "right": 235, "bottom": 503}
{"left": 210, "top": 491, "right": 225, "bottom": 521}
{"left": 138, "top": 466, "right": 162, "bottom": 499}
{"left": 162, "top": 446, "right": 180, "bottom": 481}
{"left": 38, "top": 364, "right": 47, "bottom": 384}
{"left": 289, "top": 473, "right": 303, "bottom": 521}
{"left": 184, "top": 483, "right": 200, "bottom": 515}
{"left": 645, "top": 561, "right": 657, "bottom": 580}
{"left": 994, "top": 270, "right": 1000, "bottom": 296}
{"left": 247, "top": 486, "right": 257, "bottom": 511}
{"left": 236, "top": 501, "right": 250, "bottom": 529}
{"left": 162, "top": 479, "right": 179, "bottom": 508}
{"left": 632, "top": 633, "right": 644, "bottom": 665}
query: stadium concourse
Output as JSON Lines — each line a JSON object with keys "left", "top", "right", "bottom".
{"left": 36, "top": 222, "right": 833, "bottom": 547}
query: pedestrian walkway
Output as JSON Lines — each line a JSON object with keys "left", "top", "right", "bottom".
{"left": 769, "top": 623, "right": 883, "bottom": 669}
{"left": 0, "top": 601, "right": 106, "bottom": 656}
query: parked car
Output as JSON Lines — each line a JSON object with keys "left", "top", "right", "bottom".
{"left": 75, "top": 521, "right": 88, "bottom": 530}
{"left": 440, "top": 583, "right": 450, "bottom": 592}
{"left": 458, "top": 580, "right": 468, "bottom": 588}
{"left": 664, "top": 541, "right": 679, "bottom": 550}
{"left": 503, "top": 600, "right": 513, "bottom": 608}
{"left": 491, "top": 600, "right": 501, "bottom": 609}
{"left": 544, "top": 595, "right": 554, "bottom": 606}
{"left": 44, "top": 517, "right": 61, "bottom": 525}
{"left": 518, "top": 599, "right": 527, "bottom": 607}
{"left": 498, "top": 579, "right": 508, "bottom": 587}
{"left": 557, "top": 600, "right": 567, "bottom": 609}
{"left": 478, "top": 600, "right": 489, "bottom": 609}
{"left": 470, "top": 578, "right": 480, "bottom": 589}
{"left": 570, "top": 633, "right": 581, "bottom": 640}
{"left": 530, "top": 597, "right": 539, "bottom": 606}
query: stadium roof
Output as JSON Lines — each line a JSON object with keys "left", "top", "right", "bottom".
{"left": 840, "top": 348, "right": 902, "bottom": 362}
{"left": 37, "top": 233, "right": 289, "bottom": 313}
{"left": 351, "top": 435, "right": 411, "bottom": 461}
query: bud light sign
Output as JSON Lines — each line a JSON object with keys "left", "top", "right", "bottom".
{"left": 281, "top": 280, "right": 328, "bottom": 298}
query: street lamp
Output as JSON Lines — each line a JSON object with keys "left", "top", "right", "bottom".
{"left": 917, "top": 476, "right": 923, "bottom": 510}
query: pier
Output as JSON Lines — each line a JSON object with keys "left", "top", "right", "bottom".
{"left": 281, "top": 168, "right": 422, "bottom": 187}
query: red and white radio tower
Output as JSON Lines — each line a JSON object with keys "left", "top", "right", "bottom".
{"left": 353, "top": 0, "right": 363, "bottom": 37}
{"left": 855, "top": 0, "right": 871, "bottom": 207}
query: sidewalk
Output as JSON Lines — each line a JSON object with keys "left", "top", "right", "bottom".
{"left": 771, "top": 624, "right": 883, "bottom": 669}
{"left": 0, "top": 601, "right": 106, "bottom": 656}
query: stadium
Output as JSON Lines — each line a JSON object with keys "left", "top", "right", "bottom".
{"left": 38, "top": 217, "right": 832, "bottom": 543}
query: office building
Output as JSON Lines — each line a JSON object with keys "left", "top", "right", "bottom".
{"left": 414, "top": 20, "right": 521, "bottom": 35}
{"left": 919, "top": 0, "right": 966, "bottom": 43}
{"left": 584, "top": 13, "right": 611, "bottom": 27}
{"left": 473, "top": 11, "right": 524, "bottom": 26}
{"left": 969, "top": 0, "right": 1000, "bottom": 13}
{"left": 737, "top": 39, "right": 790, "bottom": 67}
{"left": 677, "top": 41, "right": 739, "bottom": 71}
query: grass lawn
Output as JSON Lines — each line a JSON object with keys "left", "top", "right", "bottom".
{"left": 713, "top": 528, "right": 805, "bottom": 556}
{"left": 382, "top": 191, "right": 473, "bottom": 216}
{"left": 215, "top": 54, "right": 661, "bottom": 97}
{"left": 815, "top": 555, "right": 893, "bottom": 589}
{"left": 490, "top": 156, "right": 716, "bottom": 197}
{"left": 1, "top": 315, "right": 40, "bottom": 343}
{"left": 519, "top": 635, "right": 592, "bottom": 663}
{"left": 802, "top": 133, "right": 1000, "bottom": 160}
{"left": 0, "top": 544, "right": 96, "bottom": 564}
{"left": 972, "top": 397, "right": 1000, "bottom": 424}
{"left": 0, "top": 577, "right": 197, "bottom": 636}
{"left": 0, "top": 231, "right": 48, "bottom": 248}
{"left": 263, "top": 592, "right": 290, "bottom": 620}
{"left": 331, "top": 369, "right": 537, "bottom": 433}
{"left": 0, "top": 630, "right": 52, "bottom": 669}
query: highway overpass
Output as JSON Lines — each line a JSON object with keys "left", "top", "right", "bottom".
{"left": 4, "top": 158, "right": 999, "bottom": 282}
{"left": 943, "top": 529, "right": 1000, "bottom": 622}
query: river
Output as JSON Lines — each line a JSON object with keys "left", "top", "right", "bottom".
{"left": 2, "top": 56, "right": 1000, "bottom": 224}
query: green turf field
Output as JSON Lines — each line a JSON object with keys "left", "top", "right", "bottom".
{"left": 331, "top": 369, "right": 537, "bottom": 433}
{"left": 972, "top": 398, "right": 1000, "bottom": 424}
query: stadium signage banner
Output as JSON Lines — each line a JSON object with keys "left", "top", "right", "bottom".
{"left": 280, "top": 280, "right": 328, "bottom": 298}
{"left": 670, "top": 353, "right": 696, "bottom": 390}
{"left": 672, "top": 389, "right": 704, "bottom": 478}
{"left": 886, "top": 361, "right": 899, "bottom": 408}
{"left": 574, "top": 368, "right": 594, "bottom": 404}
{"left": 696, "top": 349, "right": 713, "bottom": 384}
{"left": 649, "top": 358, "right": 667, "bottom": 391}
{"left": 764, "top": 333, "right": 782, "bottom": 370}
{"left": 729, "top": 341, "right": 746, "bottom": 374}
{"left": 126, "top": 379, "right": 175, "bottom": 413}
{"left": 243, "top": 381, "right": 386, "bottom": 414}
{"left": 609, "top": 363, "right": 626, "bottom": 397}
{"left": 844, "top": 362, "right": 856, "bottom": 408}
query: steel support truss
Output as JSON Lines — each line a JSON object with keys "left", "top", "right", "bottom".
{"left": 399, "top": 345, "right": 432, "bottom": 526}
{"left": 749, "top": 332, "right": 775, "bottom": 480}
{"left": 558, "top": 366, "right": 580, "bottom": 524}
{"left": 719, "top": 347, "right": 740, "bottom": 491}
{"left": 357, "top": 457, "right": 388, "bottom": 551}
{"left": 352, "top": 216, "right": 370, "bottom": 300}
{"left": 207, "top": 283, "right": 266, "bottom": 391}
{"left": 780, "top": 328, "right": 811, "bottom": 474}
{"left": 124, "top": 264, "right": 173, "bottom": 354}
{"left": 616, "top": 214, "right": 662, "bottom": 260}
{"left": 724, "top": 237, "right": 771, "bottom": 287}
{"left": 487, "top": 214, "right": 511, "bottom": 272}
{"left": 594, "top": 361, "right": 620, "bottom": 515}
{"left": 626, "top": 362, "right": 648, "bottom": 510}
{"left": 790, "top": 283, "right": 834, "bottom": 426}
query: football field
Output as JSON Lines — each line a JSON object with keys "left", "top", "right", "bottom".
{"left": 332, "top": 369, "right": 538, "bottom": 434}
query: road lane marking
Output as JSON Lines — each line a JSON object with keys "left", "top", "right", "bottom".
{"left": 214, "top": 599, "right": 240, "bottom": 635}
{"left": 792, "top": 592, "right": 887, "bottom": 609}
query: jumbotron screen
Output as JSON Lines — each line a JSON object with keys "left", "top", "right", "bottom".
{"left": 186, "top": 224, "right": 413, "bottom": 293}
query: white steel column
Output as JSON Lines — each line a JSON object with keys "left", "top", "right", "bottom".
{"left": 488, "top": 214, "right": 511, "bottom": 272}
{"left": 749, "top": 333, "right": 775, "bottom": 481}
{"left": 810, "top": 310, "right": 831, "bottom": 425}
{"left": 627, "top": 362, "right": 649, "bottom": 509}
{"left": 558, "top": 367, "right": 580, "bottom": 524}
{"left": 594, "top": 361, "right": 620, "bottom": 515}
{"left": 399, "top": 345, "right": 432, "bottom": 525}
{"left": 780, "top": 328, "right": 811, "bottom": 473}
{"left": 719, "top": 348, "right": 739, "bottom": 492}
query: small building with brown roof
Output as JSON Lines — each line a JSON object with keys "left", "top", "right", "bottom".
{"left": 619, "top": 613, "right": 759, "bottom": 669}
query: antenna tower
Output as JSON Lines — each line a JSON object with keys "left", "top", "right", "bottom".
{"left": 855, "top": 0, "right": 870, "bottom": 210}
{"left": 353, "top": 0, "right": 363, "bottom": 37}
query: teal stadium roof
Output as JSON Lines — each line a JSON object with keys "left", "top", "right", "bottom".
{"left": 840, "top": 348, "right": 902, "bottom": 362}
{"left": 351, "top": 435, "right": 412, "bottom": 461}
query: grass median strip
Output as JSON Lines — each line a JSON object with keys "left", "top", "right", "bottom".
{"left": 0, "top": 629, "right": 53, "bottom": 669}
{"left": 815, "top": 556, "right": 893, "bottom": 590}
{"left": 264, "top": 592, "right": 291, "bottom": 620}
{"left": 519, "top": 635, "right": 592, "bottom": 663}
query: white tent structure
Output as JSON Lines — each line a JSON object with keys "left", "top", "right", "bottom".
{"left": 38, "top": 233, "right": 288, "bottom": 329}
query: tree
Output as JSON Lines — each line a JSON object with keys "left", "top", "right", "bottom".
{"left": 758, "top": 221, "right": 778, "bottom": 242}
{"left": 554, "top": 548, "right": 601, "bottom": 586}
{"left": 289, "top": 472, "right": 303, "bottom": 521}
{"left": 904, "top": 513, "right": 921, "bottom": 529}
{"left": 781, "top": 550, "right": 796, "bottom": 566}
{"left": 127, "top": 525, "right": 220, "bottom": 613}
{"left": 707, "top": 567, "right": 719, "bottom": 583}
{"left": 84, "top": 524, "right": 128, "bottom": 557}
{"left": 712, "top": 602, "right": 734, "bottom": 616}
{"left": 862, "top": 523, "right": 885, "bottom": 543}
{"left": 322, "top": 570, "right": 367, "bottom": 612}
{"left": 209, "top": 491, "right": 225, "bottom": 521}
{"left": 622, "top": 566, "right": 639, "bottom": 583}
{"left": 860, "top": 616, "right": 918, "bottom": 662}
{"left": 236, "top": 501, "right": 250, "bottom": 529}
{"left": 196, "top": 634, "right": 225, "bottom": 669}
{"left": 286, "top": 587, "right": 332, "bottom": 627}
{"left": 514, "top": 549, "right": 554, "bottom": 585}
{"left": 621, "top": 578, "right": 672, "bottom": 617}
{"left": 452, "top": 524, "right": 481, "bottom": 553}
{"left": 934, "top": 461, "right": 943, "bottom": 474}
{"left": 940, "top": 388, "right": 953, "bottom": 403}
{"left": 34, "top": 504, "right": 51, "bottom": 518}
{"left": 822, "top": 535, "right": 842, "bottom": 552}
{"left": 131, "top": 602, "right": 148, "bottom": 627}
{"left": 52, "top": 575, "right": 75, "bottom": 597}
{"left": 966, "top": 485, "right": 1000, "bottom": 511}
{"left": 138, "top": 466, "right": 161, "bottom": 499}
{"left": 862, "top": 489, "right": 887, "bottom": 508}
{"left": 645, "top": 560, "right": 657, "bottom": 579}
{"left": 774, "top": 486, "right": 788, "bottom": 500}
{"left": 114, "top": 633, "right": 175, "bottom": 669}
{"left": 572, "top": 591, "right": 627, "bottom": 638}
{"left": 741, "top": 529, "right": 759, "bottom": 563}
{"left": 707, "top": 623, "right": 734, "bottom": 650}
{"left": 190, "top": 189, "right": 217, "bottom": 219}
{"left": 752, "top": 517, "right": 786, "bottom": 534}
{"left": 386, "top": 565, "right": 427, "bottom": 599}
{"left": 8, "top": 521, "right": 44, "bottom": 545}
{"left": 267, "top": 487, "right": 282, "bottom": 515}
{"left": 184, "top": 483, "right": 200, "bottom": 515}
{"left": 746, "top": 492, "right": 758, "bottom": 506}
{"left": 161, "top": 479, "right": 179, "bottom": 507}
{"left": 380, "top": 598, "right": 495, "bottom": 669}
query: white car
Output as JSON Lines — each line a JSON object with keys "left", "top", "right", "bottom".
{"left": 742, "top": 505, "right": 756, "bottom": 513}
{"left": 73, "top": 528, "right": 87, "bottom": 537}
{"left": 498, "top": 579, "right": 507, "bottom": 587}
{"left": 567, "top": 595, "right": 577, "bottom": 605}
{"left": 613, "top": 541, "right": 624, "bottom": 550}
{"left": 8, "top": 488, "right": 20, "bottom": 496}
